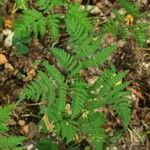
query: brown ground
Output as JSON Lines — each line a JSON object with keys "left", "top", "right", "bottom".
{"left": 0, "top": 0, "right": 150, "bottom": 150}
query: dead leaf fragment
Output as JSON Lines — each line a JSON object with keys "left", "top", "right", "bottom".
{"left": 5, "top": 17, "right": 13, "bottom": 29}
{"left": 43, "top": 114, "right": 54, "bottom": 133}
{"left": 0, "top": 53, "right": 8, "bottom": 65}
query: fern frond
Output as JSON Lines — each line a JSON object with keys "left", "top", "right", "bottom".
{"left": 0, "top": 104, "right": 15, "bottom": 132}
{"left": 61, "top": 121, "right": 77, "bottom": 143}
{"left": 36, "top": 0, "right": 64, "bottom": 13}
{"left": 118, "top": 0, "right": 140, "bottom": 17}
{"left": 131, "top": 22, "right": 149, "bottom": 48}
{"left": 71, "top": 80, "right": 88, "bottom": 118}
{"left": 43, "top": 60, "right": 64, "bottom": 84}
{"left": 50, "top": 48, "right": 81, "bottom": 77}
{"left": 0, "top": 136, "right": 25, "bottom": 150}
{"left": 101, "top": 20, "right": 118, "bottom": 36}
{"left": 65, "top": 4, "right": 92, "bottom": 34}
{"left": 92, "top": 67, "right": 131, "bottom": 128}
{"left": 79, "top": 112, "right": 106, "bottom": 150}
{"left": 113, "top": 99, "right": 131, "bottom": 128}
{"left": 47, "top": 14, "right": 60, "bottom": 40}
{"left": 14, "top": 9, "right": 46, "bottom": 38}
{"left": 82, "top": 44, "right": 117, "bottom": 69}
{"left": 20, "top": 71, "right": 54, "bottom": 102}
{"left": 57, "top": 83, "right": 68, "bottom": 113}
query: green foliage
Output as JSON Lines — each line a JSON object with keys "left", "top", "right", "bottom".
{"left": 0, "top": 136, "right": 26, "bottom": 150}
{"left": 91, "top": 66, "right": 131, "bottom": 128}
{"left": 0, "top": 0, "right": 4, "bottom": 5}
{"left": 36, "top": 0, "right": 64, "bottom": 13}
{"left": 19, "top": 2, "right": 131, "bottom": 150}
{"left": 0, "top": 104, "right": 15, "bottom": 132}
{"left": 118, "top": 0, "right": 141, "bottom": 17}
{"left": 0, "top": 105, "right": 25, "bottom": 150}
{"left": 36, "top": 139, "right": 59, "bottom": 150}
{"left": 47, "top": 14, "right": 60, "bottom": 40}
{"left": 12, "top": 0, "right": 28, "bottom": 14}
{"left": 102, "top": 1, "right": 149, "bottom": 48}
{"left": 14, "top": 9, "right": 46, "bottom": 38}
{"left": 131, "top": 22, "right": 149, "bottom": 48}
{"left": 20, "top": 60, "right": 130, "bottom": 149}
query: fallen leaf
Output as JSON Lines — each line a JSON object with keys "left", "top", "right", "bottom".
{"left": 0, "top": 53, "right": 8, "bottom": 65}
{"left": 4, "top": 17, "right": 13, "bottom": 29}
{"left": 125, "top": 14, "right": 134, "bottom": 26}
{"left": 42, "top": 114, "right": 54, "bottom": 133}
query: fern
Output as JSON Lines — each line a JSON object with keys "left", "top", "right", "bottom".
{"left": 61, "top": 121, "right": 77, "bottom": 143}
{"left": 71, "top": 80, "right": 88, "bottom": 118}
{"left": 79, "top": 112, "right": 106, "bottom": 150}
{"left": 47, "top": 14, "right": 60, "bottom": 40}
{"left": 101, "top": 4, "right": 149, "bottom": 48}
{"left": 0, "top": 136, "right": 26, "bottom": 150}
{"left": 0, "top": 105, "right": 25, "bottom": 150}
{"left": 91, "top": 67, "right": 131, "bottom": 128}
{"left": 19, "top": 2, "right": 132, "bottom": 150}
{"left": 118, "top": 0, "right": 141, "bottom": 17}
{"left": 36, "top": 0, "right": 64, "bottom": 13}
{"left": 66, "top": 4, "right": 92, "bottom": 34}
{"left": 131, "top": 22, "right": 149, "bottom": 48}
{"left": 0, "top": 104, "right": 15, "bottom": 132}
{"left": 14, "top": 9, "right": 46, "bottom": 38}
{"left": 14, "top": 10, "right": 61, "bottom": 41}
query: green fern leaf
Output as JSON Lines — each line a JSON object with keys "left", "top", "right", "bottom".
{"left": 79, "top": 112, "right": 106, "bottom": 150}
{"left": 131, "top": 22, "right": 148, "bottom": 48}
{"left": 66, "top": 4, "right": 92, "bottom": 34}
{"left": 14, "top": 9, "right": 46, "bottom": 38}
{"left": 71, "top": 80, "right": 88, "bottom": 118}
{"left": 47, "top": 14, "right": 60, "bottom": 40}
{"left": 0, "top": 136, "right": 25, "bottom": 150}
{"left": 43, "top": 61, "right": 64, "bottom": 84}
{"left": 118, "top": 0, "right": 140, "bottom": 17}
{"left": 0, "top": 104, "right": 15, "bottom": 132}
{"left": 61, "top": 121, "right": 77, "bottom": 143}
{"left": 36, "top": 0, "right": 64, "bottom": 12}
{"left": 83, "top": 44, "right": 117, "bottom": 68}
{"left": 93, "top": 67, "right": 131, "bottom": 128}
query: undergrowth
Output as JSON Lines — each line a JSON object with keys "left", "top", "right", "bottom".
{"left": 0, "top": 0, "right": 149, "bottom": 149}
{"left": 0, "top": 104, "right": 25, "bottom": 150}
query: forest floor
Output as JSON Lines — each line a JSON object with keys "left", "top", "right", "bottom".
{"left": 0, "top": 0, "right": 150, "bottom": 150}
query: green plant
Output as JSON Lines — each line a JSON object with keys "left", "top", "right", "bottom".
{"left": 0, "top": 104, "right": 25, "bottom": 150}
{"left": 13, "top": 0, "right": 63, "bottom": 54}
{"left": 12, "top": 0, "right": 28, "bottom": 14}
{"left": 101, "top": 0, "right": 149, "bottom": 48}
{"left": 19, "top": 4, "right": 131, "bottom": 150}
{"left": 13, "top": 0, "right": 63, "bottom": 40}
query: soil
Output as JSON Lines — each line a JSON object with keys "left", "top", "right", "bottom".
{"left": 0, "top": 0, "right": 150, "bottom": 150}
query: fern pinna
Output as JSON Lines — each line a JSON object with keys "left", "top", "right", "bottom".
{"left": 20, "top": 4, "right": 131, "bottom": 150}
{"left": 0, "top": 104, "right": 25, "bottom": 150}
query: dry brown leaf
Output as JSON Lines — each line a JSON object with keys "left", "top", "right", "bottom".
{"left": 65, "top": 104, "right": 72, "bottom": 115}
{"left": 42, "top": 114, "right": 54, "bottom": 133}
{"left": 0, "top": 53, "right": 8, "bottom": 65}
{"left": 4, "top": 17, "right": 13, "bottom": 29}
{"left": 22, "top": 124, "right": 29, "bottom": 135}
